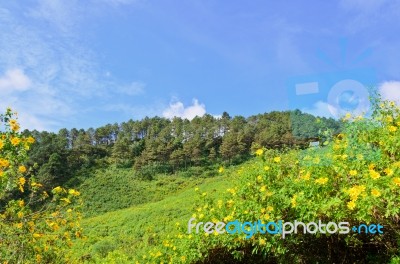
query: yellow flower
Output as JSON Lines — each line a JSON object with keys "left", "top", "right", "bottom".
{"left": 53, "top": 186, "right": 64, "bottom": 194}
{"left": 181, "top": 256, "right": 186, "bottom": 262}
{"left": 11, "top": 137, "right": 21, "bottom": 146}
{"left": 301, "top": 172, "right": 311, "bottom": 181}
{"left": 393, "top": 177, "right": 400, "bottom": 186}
{"left": 18, "top": 200, "right": 24, "bottom": 207}
{"left": 19, "top": 177, "right": 26, "bottom": 185}
{"left": 356, "top": 154, "right": 364, "bottom": 160}
{"left": 273, "top": 156, "right": 281, "bottom": 163}
{"left": 27, "top": 136, "right": 35, "bottom": 143}
{"left": 16, "top": 222, "right": 23, "bottom": 229}
{"left": 347, "top": 185, "right": 366, "bottom": 201}
{"left": 343, "top": 113, "right": 351, "bottom": 120}
{"left": 264, "top": 166, "right": 270, "bottom": 171}
{"left": 31, "top": 182, "right": 42, "bottom": 188}
{"left": 369, "top": 170, "right": 381, "bottom": 180}
{"left": 60, "top": 198, "right": 71, "bottom": 204}
{"left": 218, "top": 167, "right": 224, "bottom": 173}
{"left": 11, "top": 124, "right": 20, "bottom": 131}
{"left": 388, "top": 126, "right": 397, "bottom": 132}
{"left": 9, "top": 119, "right": 20, "bottom": 131}
{"left": 18, "top": 165, "right": 27, "bottom": 173}
{"left": 267, "top": 206, "right": 274, "bottom": 212}
{"left": 0, "top": 140, "right": 3, "bottom": 149}
{"left": 315, "top": 177, "right": 328, "bottom": 185}
{"left": 384, "top": 168, "right": 394, "bottom": 176}
{"left": 265, "top": 191, "right": 273, "bottom": 197}
{"left": 313, "top": 157, "right": 320, "bottom": 164}
{"left": 371, "top": 189, "right": 381, "bottom": 197}
{"left": 349, "top": 170, "right": 357, "bottom": 176}
{"left": 260, "top": 185, "right": 266, "bottom": 192}
{"left": 255, "top": 149, "right": 264, "bottom": 156}
{"left": 291, "top": 195, "right": 297, "bottom": 208}
{"left": 68, "top": 189, "right": 80, "bottom": 196}
{"left": 0, "top": 158, "right": 10, "bottom": 168}
{"left": 347, "top": 200, "right": 356, "bottom": 210}
{"left": 259, "top": 238, "right": 266, "bottom": 245}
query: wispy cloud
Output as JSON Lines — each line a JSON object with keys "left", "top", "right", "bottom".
{"left": 116, "top": 82, "right": 146, "bottom": 96}
{"left": 0, "top": 2, "right": 144, "bottom": 131}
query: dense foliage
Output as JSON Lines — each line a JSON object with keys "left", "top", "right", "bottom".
{"left": 142, "top": 99, "right": 400, "bottom": 264}
{"left": 0, "top": 109, "right": 82, "bottom": 263}
{"left": 24, "top": 110, "right": 340, "bottom": 190}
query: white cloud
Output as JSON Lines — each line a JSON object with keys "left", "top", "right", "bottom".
{"left": 301, "top": 101, "right": 337, "bottom": 118}
{"left": 379, "top": 81, "right": 400, "bottom": 104}
{"left": 162, "top": 98, "right": 206, "bottom": 120}
{"left": 0, "top": 69, "right": 31, "bottom": 94}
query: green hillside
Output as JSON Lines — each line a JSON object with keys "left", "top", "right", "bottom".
{"left": 69, "top": 167, "right": 237, "bottom": 263}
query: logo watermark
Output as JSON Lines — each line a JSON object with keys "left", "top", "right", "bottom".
{"left": 287, "top": 39, "right": 377, "bottom": 141}
{"left": 188, "top": 218, "right": 383, "bottom": 239}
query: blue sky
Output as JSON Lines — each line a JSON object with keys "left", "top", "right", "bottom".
{"left": 1, "top": 0, "right": 400, "bottom": 131}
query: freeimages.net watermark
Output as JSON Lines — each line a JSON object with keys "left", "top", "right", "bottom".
{"left": 188, "top": 218, "right": 383, "bottom": 239}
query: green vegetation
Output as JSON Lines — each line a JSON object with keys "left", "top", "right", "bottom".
{"left": 23, "top": 110, "right": 340, "bottom": 193}
{"left": 0, "top": 109, "right": 82, "bottom": 263}
{"left": 70, "top": 171, "right": 235, "bottom": 263}
{"left": 79, "top": 167, "right": 219, "bottom": 217}
{"left": 142, "top": 99, "right": 400, "bottom": 264}
{"left": 3, "top": 98, "right": 400, "bottom": 263}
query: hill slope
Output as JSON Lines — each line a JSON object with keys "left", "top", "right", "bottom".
{"left": 70, "top": 168, "right": 236, "bottom": 263}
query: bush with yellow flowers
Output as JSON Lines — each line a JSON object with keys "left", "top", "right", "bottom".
{"left": 147, "top": 97, "right": 400, "bottom": 263}
{"left": 0, "top": 108, "right": 83, "bottom": 263}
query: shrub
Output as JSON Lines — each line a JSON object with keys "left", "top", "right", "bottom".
{"left": 0, "top": 108, "right": 83, "bottom": 263}
{"left": 147, "top": 98, "right": 400, "bottom": 263}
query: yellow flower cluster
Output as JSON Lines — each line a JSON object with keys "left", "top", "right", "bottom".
{"left": 315, "top": 177, "right": 328, "bottom": 185}
{"left": 0, "top": 158, "right": 10, "bottom": 168}
{"left": 9, "top": 119, "right": 20, "bottom": 132}
{"left": 347, "top": 185, "right": 366, "bottom": 201}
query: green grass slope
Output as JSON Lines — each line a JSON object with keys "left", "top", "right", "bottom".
{"left": 70, "top": 167, "right": 237, "bottom": 263}
{"left": 78, "top": 167, "right": 218, "bottom": 217}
